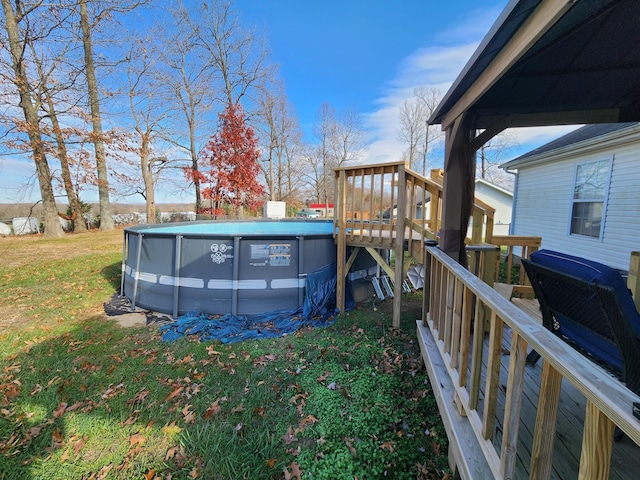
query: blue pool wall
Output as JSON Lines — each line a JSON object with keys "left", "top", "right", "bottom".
{"left": 122, "top": 220, "right": 339, "bottom": 317}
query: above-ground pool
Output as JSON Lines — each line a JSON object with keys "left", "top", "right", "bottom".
{"left": 121, "top": 220, "right": 337, "bottom": 317}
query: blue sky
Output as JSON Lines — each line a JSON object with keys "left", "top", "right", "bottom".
{"left": 232, "top": 0, "right": 577, "bottom": 165}
{"left": 0, "top": 0, "right": 578, "bottom": 204}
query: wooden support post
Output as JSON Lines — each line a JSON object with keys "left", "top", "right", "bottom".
{"left": 628, "top": 251, "right": 640, "bottom": 312}
{"left": 336, "top": 170, "right": 347, "bottom": 313}
{"left": 444, "top": 276, "right": 455, "bottom": 355}
{"left": 441, "top": 114, "right": 475, "bottom": 268}
{"left": 530, "top": 360, "right": 562, "bottom": 479}
{"left": 578, "top": 401, "right": 615, "bottom": 480}
{"left": 481, "top": 245, "right": 498, "bottom": 332}
{"left": 364, "top": 247, "right": 394, "bottom": 279}
{"left": 344, "top": 247, "right": 360, "bottom": 277}
{"left": 471, "top": 209, "right": 483, "bottom": 244}
{"left": 393, "top": 163, "right": 407, "bottom": 328}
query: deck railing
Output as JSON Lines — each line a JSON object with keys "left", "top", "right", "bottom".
{"left": 334, "top": 161, "right": 496, "bottom": 259}
{"left": 333, "top": 161, "right": 496, "bottom": 327}
{"left": 419, "top": 245, "right": 640, "bottom": 479}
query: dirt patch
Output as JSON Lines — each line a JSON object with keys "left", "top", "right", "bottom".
{"left": 360, "top": 291, "right": 424, "bottom": 324}
{"left": 0, "top": 306, "right": 29, "bottom": 330}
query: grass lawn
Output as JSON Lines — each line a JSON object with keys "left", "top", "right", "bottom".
{"left": 0, "top": 229, "right": 450, "bottom": 479}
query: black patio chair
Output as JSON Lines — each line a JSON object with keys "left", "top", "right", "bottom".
{"left": 522, "top": 250, "right": 640, "bottom": 397}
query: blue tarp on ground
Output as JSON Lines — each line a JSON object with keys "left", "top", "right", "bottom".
{"left": 159, "top": 263, "right": 353, "bottom": 344}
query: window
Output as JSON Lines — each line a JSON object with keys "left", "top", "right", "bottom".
{"left": 569, "top": 158, "right": 612, "bottom": 239}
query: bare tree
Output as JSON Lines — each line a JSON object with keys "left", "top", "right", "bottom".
{"left": 329, "top": 106, "right": 366, "bottom": 168}
{"left": 185, "top": 0, "right": 270, "bottom": 107}
{"left": 254, "top": 81, "right": 305, "bottom": 204}
{"left": 158, "top": 9, "right": 213, "bottom": 212}
{"left": 26, "top": 28, "right": 89, "bottom": 233}
{"left": 397, "top": 97, "right": 424, "bottom": 171}
{"left": 312, "top": 103, "right": 336, "bottom": 208}
{"left": 415, "top": 86, "right": 443, "bottom": 176}
{"left": 477, "top": 130, "right": 518, "bottom": 189}
{"left": 162, "top": 0, "right": 270, "bottom": 212}
{"left": 1, "top": 0, "right": 64, "bottom": 237}
{"left": 397, "top": 86, "right": 443, "bottom": 176}
{"left": 309, "top": 103, "right": 366, "bottom": 206}
{"left": 124, "top": 38, "right": 175, "bottom": 224}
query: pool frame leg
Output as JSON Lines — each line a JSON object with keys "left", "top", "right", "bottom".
{"left": 172, "top": 235, "right": 183, "bottom": 319}
{"left": 131, "top": 232, "right": 144, "bottom": 311}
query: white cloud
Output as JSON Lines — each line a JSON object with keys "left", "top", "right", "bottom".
{"left": 361, "top": 42, "right": 479, "bottom": 166}
{"left": 359, "top": 3, "right": 583, "bottom": 168}
{"left": 509, "top": 125, "right": 581, "bottom": 147}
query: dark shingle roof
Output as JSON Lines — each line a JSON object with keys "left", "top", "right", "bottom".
{"left": 512, "top": 122, "right": 639, "bottom": 162}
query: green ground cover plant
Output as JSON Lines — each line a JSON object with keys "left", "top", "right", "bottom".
{"left": 0, "top": 230, "right": 449, "bottom": 479}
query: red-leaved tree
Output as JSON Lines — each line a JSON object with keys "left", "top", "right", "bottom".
{"left": 187, "top": 104, "right": 265, "bottom": 217}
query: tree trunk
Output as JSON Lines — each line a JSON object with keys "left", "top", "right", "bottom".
{"left": 188, "top": 110, "right": 202, "bottom": 212}
{"left": 45, "top": 92, "right": 87, "bottom": 232}
{"left": 1, "top": 0, "right": 64, "bottom": 238}
{"left": 140, "top": 134, "right": 156, "bottom": 224}
{"left": 79, "top": 0, "right": 113, "bottom": 230}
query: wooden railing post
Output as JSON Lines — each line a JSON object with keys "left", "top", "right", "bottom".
{"left": 393, "top": 163, "right": 407, "bottom": 328}
{"left": 530, "top": 361, "right": 562, "bottom": 479}
{"left": 500, "top": 332, "right": 527, "bottom": 478}
{"left": 335, "top": 169, "right": 347, "bottom": 313}
{"left": 578, "top": 401, "right": 615, "bottom": 480}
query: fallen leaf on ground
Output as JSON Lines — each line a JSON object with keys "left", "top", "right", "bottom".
{"left": 73, "top": 436, "right": 87, "bottom": 454}
{"left": 165, "top": 386, "right": 184, "bottom": 402}
{"left": 129, "top": 433, "right": 146, "bottom": 447}
{"left": 53, "top": 402, "right": 67, "bottom": 418}
{"left": 165, "top": 446, "right": 179, "bottom": 460}
{"left": 282, "top": 426, "right": 297, "bottom": 445}
{"left": 203, "top": 400, "right": 221, "bottom": 419}
{"left": 161, "top": 421, "right": 183, "bottom": 435}
{"left": 283, "top": 462, "right": 303, "bottom": 480}
{"left": 380, "top": 440, "right": 395, "bottom": 452}
{"left": 344, "top": 437, "right": 357, "bottom": 457}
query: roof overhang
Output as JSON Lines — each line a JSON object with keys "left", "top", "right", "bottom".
{"left": 501, "top": 122, "right": 640, "bottom": 170}
{"left": 430, "top": 0, "right": 640, "bottom": 136}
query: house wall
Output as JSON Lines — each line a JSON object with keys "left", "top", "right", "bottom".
{"left": 511, "top": 141, "right": 640, "bottom": 271}
{"left": 474, "top": 182, "right": 513, "bottom": 236}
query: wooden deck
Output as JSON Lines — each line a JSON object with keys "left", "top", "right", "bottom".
{"left": 418, "top": 319, "right": 640, "bottom": 479}
{"left": 499, "top": 299, "right": 640, "bottom": 479}
{"left": 418, "top": 245, "right": 640, "bottom": 479}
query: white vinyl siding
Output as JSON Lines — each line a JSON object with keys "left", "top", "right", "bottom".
{"left": 474, "top": 181, "right": 513, "bottom": 236}
{"left": 511, "top": 139, "right": 640, "bottom": 271}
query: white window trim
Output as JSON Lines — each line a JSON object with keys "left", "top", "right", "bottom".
{"left": 567, "top": 156, "right": 613, "bottom": 241}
